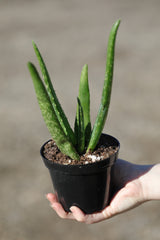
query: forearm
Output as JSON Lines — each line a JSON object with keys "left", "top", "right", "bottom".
{"left": 139, "top": 163, "right": 160, "bottom": 201}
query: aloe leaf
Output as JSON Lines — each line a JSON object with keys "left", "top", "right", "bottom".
{"left": 32, "top": 41, "right": 76, "bottom": 146}
{"left": 78, "top": 64, "right": 91, "bottom": 143}
{"left": 28, "top": 62, "right": 80, "bottom": 160}
{"left": 87, "top": 19, "right": 120, "bottom": 152}
{"left": 74, "top": 98, "right": 85, "bottom": 154}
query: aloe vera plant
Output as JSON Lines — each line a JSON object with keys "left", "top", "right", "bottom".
{"left": 28, "top": 19, "right": 120, "bottom": 161}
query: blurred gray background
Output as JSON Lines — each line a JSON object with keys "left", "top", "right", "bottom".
{"left": 0, "top": 0, "right": 160, "bottom": 239}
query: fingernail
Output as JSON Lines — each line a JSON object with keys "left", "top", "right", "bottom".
{"left": 70, "top": 207, "right": 74, "bottom": 212}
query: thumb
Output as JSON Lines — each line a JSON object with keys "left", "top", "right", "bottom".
{"left": 103, "top": 182, "right": 143, "bottom": 219}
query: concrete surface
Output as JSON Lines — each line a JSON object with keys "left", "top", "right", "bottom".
{"left": 0, "top": 0, "right": 160, "bottom": 239}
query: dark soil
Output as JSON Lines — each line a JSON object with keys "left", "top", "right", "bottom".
{"left": 43, "top": 137, "right": 118, "bottom": 165}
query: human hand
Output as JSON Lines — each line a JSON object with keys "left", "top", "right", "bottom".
{"left": 46, "top": 160, "right": 159, "bottom": 224}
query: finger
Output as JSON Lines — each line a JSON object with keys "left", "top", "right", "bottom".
{"left": 46, "top": 193, "right": 75, "bottom": 219}
{"left": 70, "top": 206, "right": 86, "bottom": 222}
{"left": 51, "top": 202, "right": 75, "bottom": 220}
{"left": 70, "top": 206, "right": 106, "bottom": 224}
{"left": 46, "top": 193, "right": 58, "bottom": 204}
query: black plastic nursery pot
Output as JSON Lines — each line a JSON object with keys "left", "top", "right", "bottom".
{"left": 40, "top": 134, "right": 120, "bottom": 214}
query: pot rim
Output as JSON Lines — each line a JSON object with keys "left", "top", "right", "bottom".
{"left": 40, "top": 134, "right": 120, "bottom": 175}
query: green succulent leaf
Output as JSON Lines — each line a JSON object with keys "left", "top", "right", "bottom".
{"left": 78, "top": 64, "right": 91, "bottom": 143}
{"left": 28, "top": 62, "right": 80, "bottom": 160}
{"left": 32, "top": 41, "right": 76, "bottom": 146}
{"left": 74, "top": 98, "right": 85, "bottom": 154}
{"left": 87, "top": 19, "right": 120, "bottom": 152}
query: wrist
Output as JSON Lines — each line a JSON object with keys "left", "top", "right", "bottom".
{"left": 139, "top": 164, "right": 160, "bottom": 201}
